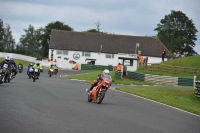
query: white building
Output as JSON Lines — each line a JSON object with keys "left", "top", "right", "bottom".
{"left": 49, "top": 30, "right": 169, "bottom": 71}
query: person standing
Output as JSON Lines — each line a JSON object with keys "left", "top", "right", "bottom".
{"left": 115, "top": 63, "right": 122, "bottom": 71}
{"left": 162, "top": 49, "right": 166, "bottom": 62}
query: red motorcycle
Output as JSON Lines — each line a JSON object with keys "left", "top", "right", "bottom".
{"left": 87, "top": 75, "right": 114, "bottom": 104}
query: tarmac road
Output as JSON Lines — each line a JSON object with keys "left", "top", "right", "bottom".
{"left": 0, "top": 69, "right": 199, "bottom": 133}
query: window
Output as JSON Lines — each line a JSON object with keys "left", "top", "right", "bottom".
{"left": 105, "top": 54, "right": 114, "bottom": 58}
{"left": 56, "top": 50, "right": 62, "bottom": 55}
{"left": 63, "top": 50, "right": 68, "bottom": 55}
{"left": 82, "top": 52, "right": 91, "bottom": 57}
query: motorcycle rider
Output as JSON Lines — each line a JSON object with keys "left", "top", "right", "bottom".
{"left": 48, "top": 64, "right": 54, "bottom": 74}
{"left": 86, "top": 69, "right": 112, "bottom": 94}
{"left": 54, "top": 64, "right": 58, "bottom": 74}
{"left": 33, "top": 62, "right": 43, "bottom": 79}
{"left": 0, "top": 57, "right": 11, "bottom": 82}
{"left": 9, "top": 58, "right": 18, "bottom": 78}
{"left": 27, "top": 63, "right": 33, "bottom": 75}
{"left": 18, "top": 63, "right": 23, "bottom": 71}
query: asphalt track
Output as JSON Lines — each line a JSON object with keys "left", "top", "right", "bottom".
{"left": 0, "top": 69, "right": 200, "bottom": 133}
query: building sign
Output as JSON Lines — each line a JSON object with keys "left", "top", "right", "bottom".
{"left": 73, "top": 52, "right": 80, "bottom": 60}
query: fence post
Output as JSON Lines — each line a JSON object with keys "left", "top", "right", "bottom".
{"left": 194, "top": 75, "right": 196, "bottom": 89}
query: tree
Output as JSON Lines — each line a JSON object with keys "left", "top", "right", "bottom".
{"left": 1, "top": 23, "right": 15, "bottom": 52}
{"left": 86, "top": 29, "right": 103, "bottom": 33}
{"left": 0, "top": 19, "right": 3, "bottom": 40}
{"left": 0, "top": 19, "right": 4, "bottom": 52}
{"left": 155, "top": 10, "right": 198, "bottom": 54}
{"left": 19, "top": 24, "right": 42, "bottom": 56}
{"left": 41, "top": 21, "right": 73, "bottom": 57}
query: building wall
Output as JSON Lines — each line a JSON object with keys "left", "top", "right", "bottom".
{"left": 49, "top": 49, "right": 166, "bottom": 69}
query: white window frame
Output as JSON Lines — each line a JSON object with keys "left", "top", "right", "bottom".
{"left": 105, "top": 54, "right": 114, "bottom": 58}
{"left": 63, "top": 50, "right": 68, "bottom": 55}
{"left": 56, "top": 50, "right": 62, "bottom": 55}
{"left": 82, "top": 52, "right": 91, "bottom": 57}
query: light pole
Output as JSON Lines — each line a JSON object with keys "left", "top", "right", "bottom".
{"left": 135, "top": 43, "right": 139, "bottom": 54}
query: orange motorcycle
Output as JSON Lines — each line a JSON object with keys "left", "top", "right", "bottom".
{"left": 87, "top": 75, "right": 114, "bottom": 104}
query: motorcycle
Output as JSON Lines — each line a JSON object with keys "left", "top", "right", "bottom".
{"left": 32, "top": 68, "right": 40, "bottom": 82}
{"left": 18, "top": 64, "right": 23, "bottom": 73}
{"left": 86, "top": 75, "right": 114, "bottom": 104}
{"left": 49, "top": 68, "right": 54, "bottom": 77}
{"left": 0, "top": 64, "right": 10, "bottom": 83}
{"left": 28, "top": 67, "right": 34, "bottom": 79}
{"left": 0, "top": 67, "right": 6, "bottom": 84}
{"left": 9, "top": 64, "right": 16, "bottom": 81}
{"left": 54, "top": 68, "right": 58, "bottom": 75}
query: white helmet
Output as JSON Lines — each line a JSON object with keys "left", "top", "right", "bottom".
{"left": 103, "top": 69, "right": 109, "bottom": 75}
{"left": 5, "top": 56, "right": 10, "bottom": 62}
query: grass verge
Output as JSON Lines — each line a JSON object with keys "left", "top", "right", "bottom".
{"left": 116, "top": 87, "right": 200, "bottom": 115}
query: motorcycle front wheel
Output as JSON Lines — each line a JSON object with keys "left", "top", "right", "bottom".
{"left": 33, "top": 73, "right": 36, "bottom": 82}
{"left": 97, "top": 90, "right": 106, "bottom": 104}
{"left": 88, "top": 95, "right": 92, "bottom": 102}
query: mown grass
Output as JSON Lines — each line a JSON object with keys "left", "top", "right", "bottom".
{"left": 137, "top": 55, "right": 200, "bottom": 79}
{"left": 116, "top": 87, "right": 200, "bottom": 115}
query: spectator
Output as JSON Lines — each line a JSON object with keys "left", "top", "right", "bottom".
{"left": 175, "top": 52, "right": 181, "bottom": 58}
{"left": 145, "top": 56, "right": 148, "bottom": 65}
{"left": 172, "top": 52, "right": 176, "bottom": 59}
{"left": 139, "top": 55, "right": 144, "bottom": 66}
{"left": 115, "top": 63, "right": 122, "bottom": 71}
{"left": 162, "top": 49, "right": 166, "bottom": 61}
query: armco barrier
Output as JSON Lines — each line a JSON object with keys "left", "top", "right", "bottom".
{"left": 195, "top": 81, "right": 200, "bottom": 98}
{"left": 128, "top": 72, "right": 145, "bottom": 81}
{"left": 127, "top": 71, "right": 194, "bottom": 86}
{"left": 115, "top": 71, "right": 122, "bottom": 79}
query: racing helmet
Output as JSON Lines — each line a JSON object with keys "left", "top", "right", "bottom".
{"left": 36, "top": 63, "right": 40, "bottom": 66}
{"left": 103, "top": 69, "right": 110, "bottom": 75}
{"left": 5, "top": 56, "right": 10, "bottom": 63}
{"left": 30, "top": 63, "right": 33, "bottom": 66}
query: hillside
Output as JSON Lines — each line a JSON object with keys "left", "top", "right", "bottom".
{"left": 137, "top": 55, "right": 200, "bottom": 79}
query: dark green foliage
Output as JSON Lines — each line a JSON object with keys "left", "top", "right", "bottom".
{"left": 40, "top": 21, "right": 73, "bottom": 57}
{"left": 155, "top": 10, "right": 198, "bottom": 54}
{"left": 0, "top": 20, "right": 16, "bottom": 52}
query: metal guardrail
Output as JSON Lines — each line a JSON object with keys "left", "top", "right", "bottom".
{"left": 195, "top": 81, "right": 200, "bottom": 98}
{"left": 127, "top": 71, "right": 194, "bottom": 86}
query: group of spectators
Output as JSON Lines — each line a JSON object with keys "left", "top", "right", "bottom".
{"left": 137, "top": 55, "right": 148, "bottom": 66}
{"left": 162, "top": 49, "right": 191, "bottom": 61}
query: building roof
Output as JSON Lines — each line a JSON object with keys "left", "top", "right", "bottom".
{"left": 49, "top": 29, "right": 169, "bottom": 57}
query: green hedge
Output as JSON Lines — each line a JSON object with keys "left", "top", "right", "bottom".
{"left": 81, "top": 64, "right": 113, "bottom": 71}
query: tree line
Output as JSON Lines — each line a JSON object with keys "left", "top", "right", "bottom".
{"left": 0, "top": 10, "right": 198, "bottom": 58}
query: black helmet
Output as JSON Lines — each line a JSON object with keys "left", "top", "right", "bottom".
{"left": 36, "top": 63, "right": 40, "bottom": 66}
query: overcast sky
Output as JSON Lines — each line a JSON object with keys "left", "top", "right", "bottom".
{"left": 0, "top": 0, "right": 199, "bottom": 54}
